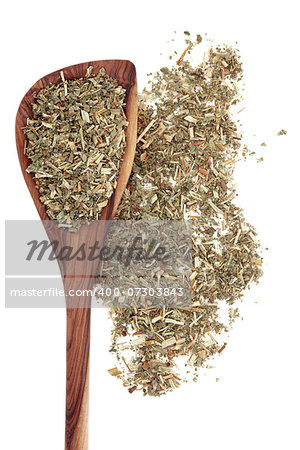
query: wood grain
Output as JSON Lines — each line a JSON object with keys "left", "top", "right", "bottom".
{"left": 15, "top": 60, "right": 138, "bottom": 450}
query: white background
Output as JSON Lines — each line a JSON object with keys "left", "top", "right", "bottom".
{"left": 1, "top": 1, "right": 300, "bottom": 449}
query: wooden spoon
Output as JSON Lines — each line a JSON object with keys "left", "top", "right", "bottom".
{"left": 15, "top": 60, "right": 137, "bottom": 450}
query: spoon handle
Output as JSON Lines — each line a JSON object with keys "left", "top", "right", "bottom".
{"left": 65, "top": 306, "right": 90, "bottom": 450}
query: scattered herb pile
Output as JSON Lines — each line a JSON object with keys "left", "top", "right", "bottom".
{"left": 104, "top": 35, "right": 263, "bottom": 396}
{"left": 24, "top": 67, "right": 128, "bottom": 224}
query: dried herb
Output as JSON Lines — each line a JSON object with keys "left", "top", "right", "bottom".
{"left": 277, "top": 129, "right": 287, "bottom": 135}
{"left": 103, "top": 34, "right": 263, "bottom": 396}
{"left": 24, "top": 67, "right": 128, "bottom": 225}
